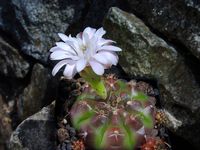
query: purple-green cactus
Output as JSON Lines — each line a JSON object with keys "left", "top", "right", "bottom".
{"left": 70, "top": 75, "right": 158, "bottom": 150}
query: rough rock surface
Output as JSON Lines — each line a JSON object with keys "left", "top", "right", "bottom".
{"left": 18, "top": 63, "right": 56, "bottom": 120}
{"left": 0, "top": 0, "right": 86, "bottom": 62}
{"left": 126, "top": 0, "right": 200, "bottom": 60}
{"left": 9, "top": 102, "right": 56, "bottom": 150}
{"left": 0, "top": 37, "right": 29, "bottom": 78}
{"left": 0, "top": 95, "right": 13, "bottom": 150}
{"left": 104, "top": 7, "right": 200, "bottom": 149}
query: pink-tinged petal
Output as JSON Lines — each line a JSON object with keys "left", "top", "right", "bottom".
{"left": 95, "top": 27, "right": 106, "bottom": 39}
{"left": 82, "top": 31, "right": 90, "bottom": 46}
{"left": 56, "top": 42, "right": 70, "bottom": 50}
{"left": 105, "top": 52, "right": 118, "bottom": 65}
{"left": 50, "top": 46, "right": 76, "bottom": 56}
{"left": 50, "top": 46, "right": 72, "bottom": 53}
{"left": 67, "top": 35, "right": 82, "bottom": 51}
{"left": 98, "top": 45, "right": 122, "bottom": 52}
{"left": 98, "top": 39, "right": 116, "bottom": 46}
{"left": 63, "top": 64, "right": 77, "bottom": 79}
{"left": 85, "top": 35, "right": 98, "bottom": 54}
{"left": 56, "top": 42, "right": 77, "bottom": 55}
{"left": 50, "top": 51, "right": 69, "bottom": 60}
{"left": 76, "top": 32, "right": 82, "bottom": 39}
{"left": 50, "top": 51, "right": 77, "bottom": 60}
{"left": 65, "top": 40, "right": 83, "bottom": 57}
{"left": 52, "top": 60, "right": 68, "bottom": 76}
{"left": 89, "top": 60, "right": 104, "bottom": 75}
{"left": 50, "top": 46, "right": 61, "bottom": 52}
{"left": 83, "top": 27, "right": 96, "bottom": 39}
{"left": 76, "top": 58, "right": 87, "bottom": 72}
{"left": 93, "top": 53, "right": 109, "bottom": 65}
{"left": 58, "top": 33, "right": 68, "bottom": 41}
{"left": 50, "top": 46, "right": 73, "bottom": 55}
{"left": 94, "top": 51, "right": 118, "bottom": 65}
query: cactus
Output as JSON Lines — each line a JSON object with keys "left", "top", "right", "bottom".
{"left": 69, "top": 74, "right": 163, "bottom": 150}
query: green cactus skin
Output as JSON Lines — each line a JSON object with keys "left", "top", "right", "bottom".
{"left": 70, "top": 74, "right": 158, "bottom": 150}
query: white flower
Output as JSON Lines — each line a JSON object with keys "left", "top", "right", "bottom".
{"left": 50, "top": 27, "right": 122, "bottom": 79}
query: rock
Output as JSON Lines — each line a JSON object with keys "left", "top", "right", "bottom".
{"left": 104, "top": 7, "right": 200, "bottom": 149}
{"left": 0, "top": 0, "right": 87, "bottom": 62}
{"left": 126, "top": 0, "right": 200, "bottom": 60}
{"left": 0, "top": 37, "right": 30, "bottom": 78}
{"left": 9, "top": 102, "right": 56, "bottom": 150}
{"left": 0, "top": 95, "right": 13, "bottom": 150}
{"left": 18, "top": 63, "right": 56, "bottom": 120}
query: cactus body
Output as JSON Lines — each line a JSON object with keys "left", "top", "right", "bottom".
{"left": 70, "top": 75, "right": 160, "bottom": 150}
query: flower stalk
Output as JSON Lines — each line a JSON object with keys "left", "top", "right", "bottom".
{"left": 80, "top": 67, "right": 107, "bottom": 99}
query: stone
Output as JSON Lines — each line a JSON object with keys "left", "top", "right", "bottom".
{"left": 126, "top": 0, "right": 200, "bottom": 60}
{"left": 0, "top": 37, "right": 30, "bottom": 78}
{"left": 104, "top": 7, "right": 200, "bottom": 149}
{"left": 9, "top": 102, "right": 56, "bottom": 150}
{"left": 0, "top": 95, "right": 13, "bottom": 150}
{"left": 0, "top": 0, "right": 87, "bottom": 62}
{"left": 18, "top": 63, "right": 56, "bottom": 120}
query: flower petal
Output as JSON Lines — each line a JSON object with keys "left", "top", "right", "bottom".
{"left": 50, "top": 51, "right": 69, "bottom": 60}
{"left": 76, "top": 32, "right": 83, "bottom": 39}
{"left": 76, "top": 58, "right": 87, "bottom": 72}
{"left": 98, "top": 39, "right": 116, "bottom": 46}
{"left": 52, "top": 60, "right": 68, "bottom": 76}
{"left": 56, "top": 42, "right": 70, "bottom": 50}
{"left": 58, "top": 33, "right": 68, "bottom": 41}
{"left": 98, "top": 45, "right": 122, "bottom": 52}
{"left": 50, "top": 51, "right": 78, "bottom": 60}
{"left": 65, "top": 40, "right": 83, "bottom": 57}
{"left": 93, "top": 51, "right": 118, "bottom": 65}
{"left": 83, "top": 27, "right": 96, "bottom": 39}
{"left": 50, "top": 47, "right": 73, "bottom": 54}
{"left": 49, "top": 46, "right": 61, "bottom": 52}
{"left": 50, "top": 46, "right": 76, "bottom": 56}
{"left": 63, "top": 64, "right": 77, "bottom": 79}
{"left": 95, "top": 27, "right": 106, "bottom": 39}
{"left": 56, "top": 42, "right": 77, "bottom": 55}
{"left": 82, "top": 31, "right": 90, "bottom": 46}
{"left": 89, "top": 60, "right": 104, "bottom": 75}
{"left": 93, "top": 53, "right": 109, "bottom": 65}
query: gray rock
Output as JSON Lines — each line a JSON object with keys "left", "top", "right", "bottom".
{"left": 104, "top": 7, "right": 200, "bottom": 149}
{"left": 0, "top": 37, "right": 29, "bottom": 78}
{"left": 18, "top": 63, "right": 55, "bottom": 120}
{"left": 0, "top": 95, "right": 13, "bottom": 150}
{"left": 126, "top": 0, "right": 200, "bottom": 60}
{"left": 0, "top": 0, "right": 86, "bottom": 62}
{"left": 9, "top": 102, "right": 56, "bottom": 150}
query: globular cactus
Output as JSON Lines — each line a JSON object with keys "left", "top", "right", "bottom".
{"left": 70, "top": 75, "right": 161, "bottom": 150}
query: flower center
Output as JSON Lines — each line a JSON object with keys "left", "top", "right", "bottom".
{"left": 81, "top": 45, "right": 87, "bottom": 52}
